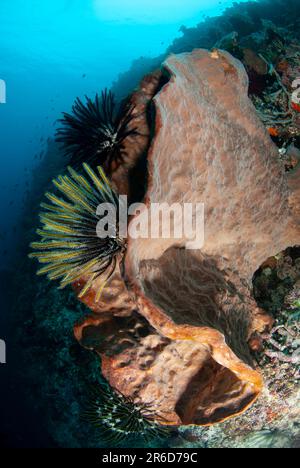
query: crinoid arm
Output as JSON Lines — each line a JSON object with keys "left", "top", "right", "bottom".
{"left": 82, "top": 379, "right": 171, "bottom": 446}
{"left": 29, "top": 163, "right": 125, "bottom": 300}
{"left": 56, "top": 89, "right": 140, "bottom": 170}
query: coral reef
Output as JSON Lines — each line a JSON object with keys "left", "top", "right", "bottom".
{"left": 250, "top": 40, "right": 300, "bottom": 146}
{"left": 13, "top": 245, "right": 300, "bottom": 447}
{"left": 253, "top": 247, "right": 300, "bottom": 384}
{"left": 74, "top": 49, "right": 300, "bottom": 427}
{"left": 14, "top": 0, "right": 300, "bottom": 448}
{"left": 111, "top": 2, "right": 300, "bottom": 158}
{"left": 172, "top": 248, "right": 300, "bottom": 448}
{"left": 112, "top": 1, "right": 300, "bottom": 100}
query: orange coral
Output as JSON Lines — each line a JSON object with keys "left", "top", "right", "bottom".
{"left": 268, "top": 127, "right": 279, "bottom": 137}
{"left": 292, "top": 101, "right": 300, "bottom": 112}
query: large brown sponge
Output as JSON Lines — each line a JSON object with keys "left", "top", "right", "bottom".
{"left": 75, "top": 49, "right": 300, "bottom": 426}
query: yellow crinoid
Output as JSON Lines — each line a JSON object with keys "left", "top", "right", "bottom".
{"left": 29, "top": 163, "right": 125, "bottom": 301}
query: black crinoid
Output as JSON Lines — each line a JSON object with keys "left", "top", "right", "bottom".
{"left": 82, "top": 380, "right": 171, "bottom": 446}
{"left": 56, "top": 89, "right": 139, "bottom": 170}
{"left": 29, "top": 163, "right": 125, "bottom": 301}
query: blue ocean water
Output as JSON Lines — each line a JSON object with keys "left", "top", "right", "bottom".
{"left": 0, "top": 0, "right": 250, "bottom": 262}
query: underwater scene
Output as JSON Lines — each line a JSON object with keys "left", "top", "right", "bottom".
{"left": 0, "top": 0, "right": 299, "bottom": 450}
